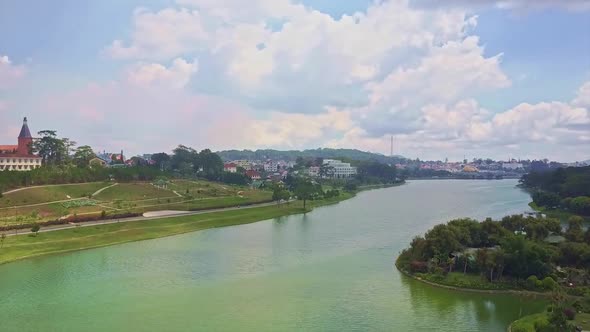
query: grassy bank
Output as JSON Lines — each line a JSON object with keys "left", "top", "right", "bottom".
{"left": 528, "top": 202, "right": 588, "bottom": 222}
{"left": 510, "top": 311, "right": 590, "bottom": 332}
{"left": 0, "top": 188, "right": 359, "bottom": 265}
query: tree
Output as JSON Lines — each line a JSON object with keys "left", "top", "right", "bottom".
{"left": 0, "top": 233, "right": 5, "bottom": 248}
{"left": 31, "top": 130, "right": 75, "bottom": 166}
{"left": 565, "top": 216, "right": 584, "bottom": 242}
{"left": 72, "top": 145, "right": 96, "bottom": 168}
{"left": 198, "top": 149, "right": 223, "bottom": 180}
{"left": 462, "top": 252, "right": 473, "bottom": 275}
{"left": 30, "top": 223, "right": 40, "bottom": 236}
{"left": 272, "top": 185, "right": 291, "bottom": 206}
{"left": 294, "top": 180, "right": 317, "bottom": 209}
{"left": 171, "top": 145, "right": 197, "bottom": 171}
{"left": 151, "top": 152, "right": 171, "bottom": 170}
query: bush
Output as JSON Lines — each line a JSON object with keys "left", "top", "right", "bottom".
{"left": 541, "top": 277, "right": 557, "bottom": 290}
{"left": 526, "top": 275, "right": 539, "bottom": 290}
{"left": 564, "top": 307, "right": 576, "bottom": 320}
{"left": 409, "top": 260, "right": 428, "bottom": 273}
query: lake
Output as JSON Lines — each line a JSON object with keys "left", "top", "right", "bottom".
{"left": 0, "top": 179, "right": 546, "bottom": 331}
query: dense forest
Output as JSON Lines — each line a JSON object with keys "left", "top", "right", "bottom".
{"left": 520, "top": 166, "right": 590, "bottom": 215}
{"left": 397, "top": 214, "right": 590, "bottom": 296}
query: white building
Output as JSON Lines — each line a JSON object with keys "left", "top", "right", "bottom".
{"left": 233, "top": 160, "right": 252, "bottom": 170}
{"left": 224, "top": 162, "right": 238, "bottom": 173}
{"left": 502, "top": 162, "right": 523, "bottom": 170}
{"left": 264, "top": 161, "right": 278, "bottom": 172}
{"left": 0, "top": 117, "right": 42, "bottom": 172}
{"left": 323, "top": 159, "right": 357, "bottom": 178}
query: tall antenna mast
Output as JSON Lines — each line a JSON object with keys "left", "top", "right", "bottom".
{"left": 390, "top": 135, "right": 393, "bottom": 157}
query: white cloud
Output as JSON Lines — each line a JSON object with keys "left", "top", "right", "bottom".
{"left": 573, "top": 81, "right": 590, "bottom": 108}
{"left": 0, "top": 55, "right": 26, "bottom": 89}
{"left": 125, "top": 58, "right": 199, "bottom": 89}
{"left": 412, "top": 0, "right": 590, "bottom": 12}
{"left": 106, "top": 8, "right": 208, "bottom": 60}
{"left": 55, "top": 0, "right": 589, "bottom": 160}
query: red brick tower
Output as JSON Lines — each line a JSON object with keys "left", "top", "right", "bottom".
{"left": 17, "top": 117, "right": 33, "bottom": 156}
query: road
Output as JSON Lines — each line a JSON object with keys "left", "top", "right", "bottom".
{"left": 6, "top": 200, "right": 286, "bottom": 237}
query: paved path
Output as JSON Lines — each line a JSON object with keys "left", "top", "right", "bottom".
{"left": 5, "top": 200, "right": 286, "bottom": 237}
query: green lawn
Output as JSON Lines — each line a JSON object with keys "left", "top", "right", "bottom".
{"left": 93, "top": 183, "right": 177, "bottom": 201}
{"left": 575, "top": 312, "right": 590, "bottom": 330}
{"left": 0, "top": 192, "right": 354, "bottom": 265}
{"left": 528, "top": 202, "right": 589, "bottom": 222}
{"left": 0, "top": 182, "right": 109, "bottom": 208}
{"left": 510, "top": 313, "right": 548, "bottom": 332}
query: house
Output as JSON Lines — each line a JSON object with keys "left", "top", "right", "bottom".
{"left": 224, "top": 162, "right": 237, "bottom": 173}
{"left": 233, "top": 160, "right": 252, "bottom": 170}
{"left": 245, "top": 170, "right": 261, "bottom": 180}
{"left": 89, "top": 157, "right": 107, "bottom": 168}
{"left": 0, "top": 117, "right": 42, "bottom": 171}
{"left": 96, "top": 150, "right": 126, "bottom": 167}
{"left": 308, "top": 166, "right": 320, "bottom": 177}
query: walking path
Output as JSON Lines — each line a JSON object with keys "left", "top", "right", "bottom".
{"left": 0, "top": 182, "right": 118, "bottom": 210}
{"left": 91, "top": 183, "right": 118, "bottom": 197}
{"left": 5, "top": 199, "right": 284, "bottom": 237}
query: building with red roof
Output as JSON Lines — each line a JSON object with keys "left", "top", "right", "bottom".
{"left": 0, "top": 117, "right": 42, "bottom": 171}
{"left": 245, "top": 170, "right": 261, "bottom": 180}
{"left": 224, "top": 162, "right": 237, "bottom": 173}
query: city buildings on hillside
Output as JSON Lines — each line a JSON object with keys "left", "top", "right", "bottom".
{"left": 0, "top": 117, "right": 42, "bottom": 171}
{"left": 323, "top": 159, "right": 357, "bottom": 178}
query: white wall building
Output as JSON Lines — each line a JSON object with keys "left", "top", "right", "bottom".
{"left": 0, "top": 117, "right": 42, "bottom": 172}
{"left": 264, "top": 161, "right": 278, "bottom": 172}
{"left": 323, "top": 159, "right": 357, "bottom": 178}
{"left": 502, "top": 162, "right": 523, "bottom": 170}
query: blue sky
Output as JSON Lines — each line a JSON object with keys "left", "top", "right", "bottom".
{"left": 0, "top": 0, "right": 588, "bottom": 161}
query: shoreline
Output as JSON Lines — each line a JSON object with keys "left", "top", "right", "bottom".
{"left": 395, "top": 263, "right": 551, "bottom": 299}
{"left": 0, "top": 183, "right": 402, "bottom": 266}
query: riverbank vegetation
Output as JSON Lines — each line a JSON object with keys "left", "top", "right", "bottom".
{"left": 510, "top": 292, "right": 590, "bottom": 332}
{"left": 396, "top": 214, "right": 590, "bottom": 297}
{"left": 520, "top": 166, "right": 590, "bottom": 218}
{"left": 0, "top": 187, "right": 355, "bottom": 265}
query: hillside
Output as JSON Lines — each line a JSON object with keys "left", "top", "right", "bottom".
{"left": 217, "top": 148, "right": 405, "bottom": 164}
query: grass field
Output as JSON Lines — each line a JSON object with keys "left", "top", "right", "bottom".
{"left": 0, "top": 192, "right": 352, "bottom": 265}
{"left": 93, "top": 183, "right": 176, "bottom": 201}
{"left": 0, "top": 179, "right": 273, "bottom": 227}
{"left": 0, "top": 182, "right": 109, "bottom": 208}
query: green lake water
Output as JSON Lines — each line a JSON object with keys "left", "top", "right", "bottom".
{"left": 0, "top": 180, "right": 547, "bottom": 331}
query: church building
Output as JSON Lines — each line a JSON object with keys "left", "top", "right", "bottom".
{"left": 0, "top": 117, "right": 42, "bottom": 171}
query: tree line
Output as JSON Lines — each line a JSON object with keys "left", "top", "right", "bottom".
{"left": 397, "top": 214, "right": 590, "bottom": 294}
{"left": 521, "top": 166, "right": 590, "bottom": 215}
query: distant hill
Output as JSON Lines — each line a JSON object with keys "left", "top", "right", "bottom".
{"left": 217, "top": 148, "right": 405, "bottom": 164}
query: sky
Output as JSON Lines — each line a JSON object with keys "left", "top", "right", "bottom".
{"left": 0, "top": 0, "right": 589, "bottom": 162}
